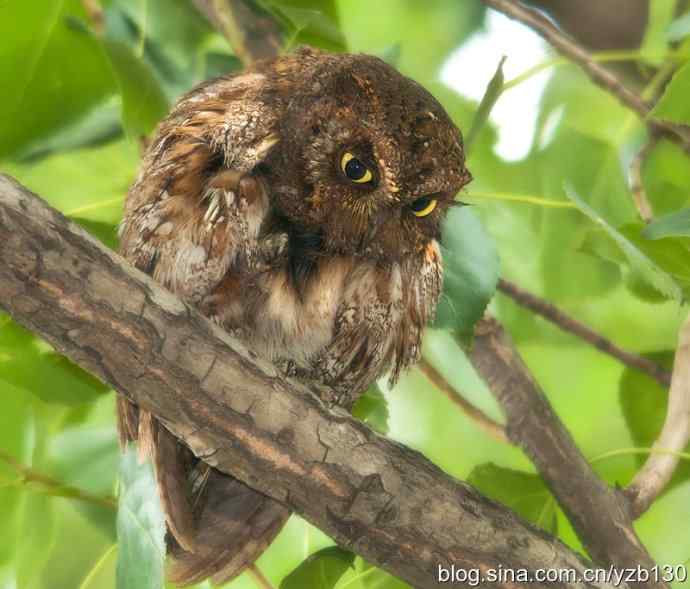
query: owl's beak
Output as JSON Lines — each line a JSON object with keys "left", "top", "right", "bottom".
{"left": 361, "top": 204, "right": 401, "bottom": 248}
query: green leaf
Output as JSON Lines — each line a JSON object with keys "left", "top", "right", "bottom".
{"left": 0, "top": 0, "right": 116, "bottom": 160}
{"left": 0, "top": 321, "right": 108, "bottom": 407}
{"left": 116, "top": 448, "right": 166, "bottom": 589}
{"left": 352, "top": 383, "right": 389, "bottom": 434}
{"left": 434, "top": 207, "right": 500, "bottom": 342}
{"left": 651, "top": 61, "right": 690, "bottom": 126}
{"left": 261, "top": 0, "right": 346, "bottom": 51}
{"left": 337, "top": 0, "right": 484, "bottom": 84}
{"left": 0, "top": 385, "right": 34, "bottom": 565}
{"left": 668, "top": 13, "right": 690, "bottom": 41}
{"left": 102, "top": 40, "right": 169, "bottom": 138}
{"left": 465, "top": 56, "right": 505, "bottom": 152}
{"left": 640, "top": 0, "right": 677, "bottom": 65}
{"left": 3, "top": 139, "right": 138, "bottom": 224}
{"left": 15, "top": 491, "right": 57, "bottom": 587}
{"left": 50, "top": 426, "right": 119, "bottom": 538}
{"left": 338, "top": 558, "right": 411, "bottom": 589}
{"left": 619, "top": 352, "right": 690, "bottom": 491}
{"left": 467, "top": 464, "right": 558, "bottom": 534}
{"left": 280, "top": 546, "right": 355, "bottom": 589}
{"left": 15, "top": 99, "right": 122, "bottom": 162}
{"left": 619, "top": 225, "right": 690, "bottom": 295}
{"left": 566, "top": 186, "right": 682, "bottom": 301}
{"left": 643, "top": 208, "right": 690, "bottom": 240}
{"left": 104, "top": 0, "right": 226, "bottom": 98}
{"left": 72, "top": 217, "right": 120, "bottom": 249}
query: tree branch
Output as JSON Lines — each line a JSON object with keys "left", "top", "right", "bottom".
{"left": 481, "top": 0, "right": 690, "bottom": 156}
{"left": 0, "top": 449, "right": 116, "bottom": 510}
{"left": 497, "top": 279, "right": 672, "bottom": 387}
{"left": 191, "top": 0, "right": 282, "bottom": 65}
{"left": 628, "top": 136, "right": 658, "bottom": 224}
{"left": 418, "top": 358, "right": 509, "bottom": 444}
{"left": 625, "top": 313, "right": 690, "bottom": 517}
{"left": 467, "top": 316, "right": 667, "bottom": 589}
{"left": 0, "top": 174, "right": 620, "bottom": 589}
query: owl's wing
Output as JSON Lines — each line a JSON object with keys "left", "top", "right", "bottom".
{"left": 117, "top": 74, "right": 289, "bottom": 582}
{"left": 119, "top": 74, "right": 279, "bottom": 302}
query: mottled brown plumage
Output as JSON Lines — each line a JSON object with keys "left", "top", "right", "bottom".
{"left": 117, "top": 47, "right": 470, "bottom": 586}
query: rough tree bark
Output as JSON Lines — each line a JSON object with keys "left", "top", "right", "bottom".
{"left": 0, "top": 176, "right": 626, "bottom": 589}
{"left": 469, "top": 318, "right": 664, "bottom": 585}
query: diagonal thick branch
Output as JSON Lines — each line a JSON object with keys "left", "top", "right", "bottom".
{"left": 468, "top": 317, "right": 667, "bottom": 589}
{"left": 0, "top": 175, "right": 623, "bottom": 588}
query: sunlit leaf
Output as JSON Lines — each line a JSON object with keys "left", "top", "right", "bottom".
{"left": 465, "top": 56, "right": 505, "bottom": 152}
{"left": 652, "top": 61, "right": 690, "bottom": 126}
{"left": 352, "top": 383, "right": 389, "bottom": 434}
{"left": 0, "top": 322, "right": 108, "bottom": 406}
{"left": 0, "top": 0, "right": 116, "bottom": 159}
{"left": 16, "top": 491, "right": 57, "bottom": 587}
{"left": 280, "top": 546, "right": 354, "bottom": 589}
{"left": 640, "top": 0, "right": 677, "bottom": 65}
{"left": 102, "top": 40, "right": 169, "bottom": 138}
{"left": 566, "top": 186, "right": 682, "bottom": 301}
{"left": 50, "top": 426, "right": 118, "bottom": 538}
{"left": 116, "top": 448, "right": 166, "bottom": 589}
{"left": 468, "top": 463, "right": 558, "bottom": 534}
{"left": 2, "top": 139, "right": 137, "bottom": 223}
{"left": 434, "top": 207, "right": 500, "bottom": 342}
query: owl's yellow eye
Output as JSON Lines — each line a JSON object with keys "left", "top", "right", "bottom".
{"left": 410, "top": 197, "right": 437, "bottom": 217}
{"left": 340, "top": 152, "right": 373, "bottom": 184}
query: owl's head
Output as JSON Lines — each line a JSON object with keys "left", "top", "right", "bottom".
{"left": 261, "top": 49, "right": 471, "bottom": 263}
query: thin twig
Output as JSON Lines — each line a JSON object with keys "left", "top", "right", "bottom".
{"left": 192, "top": 0, "right": 282, "bottom": 65}
{"left": 0, "top": 448, "right": 117, "bottom": 510}
{"left": 418, "top": 357, "right": 509, "bottom": 444}
{"left": 468, "top": 316, "right": 667, "bottom": 587}
{"left": 497, "top": 279, "right": 672, "bottom": 387}
{"left": 629, "top": 136, "right": 658, "bottom": 224}
{"left": 625, "top": 313, "right": 690, "bottom": 518}
{"left": 481, "top": 0, "right": 690, "bottom": 156}
{"left": 247, "top": 564, "right": 276, "bottom": 589}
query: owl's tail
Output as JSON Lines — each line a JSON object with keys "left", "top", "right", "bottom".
{"left": 117, "top": 396, "right": 291, "bottom": 587}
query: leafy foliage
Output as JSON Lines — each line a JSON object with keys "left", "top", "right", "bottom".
{"left": 280, "top": 546, "right": 354, "bottom": 589}
{"left": 434, "top": 207, "right": 500, "bottom": 342}
{"left": 652, "top": 62, "right": 690, "bottom": 125}
{"left": 116, "top": 449, "right": 166, "bottom": 589}
{"left": 1, "top": 0, "right": 690, "bottom": 588}
{"left": 643, "top": 208, "right": 690, "bottom": 240}
{"left": 352, "top": 383, "right": 390, "bottom": 434}
{"left": 468, "top": 464, "right": 558, "bottom": 534}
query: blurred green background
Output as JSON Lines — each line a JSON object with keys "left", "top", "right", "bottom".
{"left": 1, "top": 0, "right": 690, "bottom": 588}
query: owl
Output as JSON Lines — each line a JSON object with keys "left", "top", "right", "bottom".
{"left": 117, "top": 47, "right": 471, "bottom": 586}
